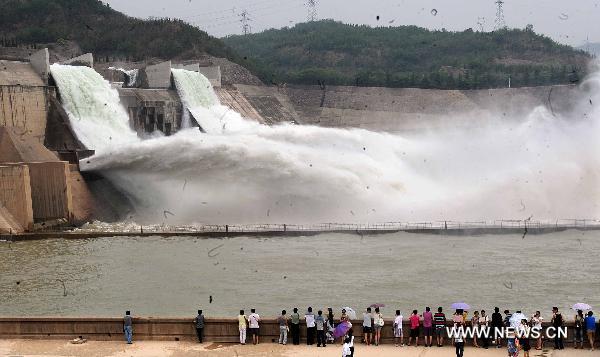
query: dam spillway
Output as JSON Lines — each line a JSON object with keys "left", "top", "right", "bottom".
{"left": 1, "top": 50, "right": 599, "bottom": 232}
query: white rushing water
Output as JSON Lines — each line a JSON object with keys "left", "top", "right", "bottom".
{"left": 51, "top": 64, "right": 600, "bottom": 225}
{"left": 108, "top": 67, "right": 139, "bottom": 87}
{"left": 171, "top": 69, "right": 251, "bottom": 134}
{"left": 50, "top": 64, "right": 139, "bottom": 152}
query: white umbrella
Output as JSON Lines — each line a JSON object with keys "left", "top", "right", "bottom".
{"left": 510, "top": 312, "right": 527, "bottom": 328}
{"left": 572, "top": 303, "right": 592, "bottom": 311}
{"left": 342, "top": 307, "right": 357, "bottom": 320}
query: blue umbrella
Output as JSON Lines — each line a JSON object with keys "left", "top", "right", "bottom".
{"left": 333, "top": 321, "right": 351, "bottom": 338}
{"left": 451, "top": 302, "right": 471, "bottom": 310}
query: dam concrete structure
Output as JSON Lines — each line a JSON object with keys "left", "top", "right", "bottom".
{"left": 59, "top": 53, "right": 94, "bottom": 68}
{"left": 0, "top": 165, "right": 33, "bottom": 233}
{"left": 0, "top": 52, "right": 122, "bottom": 231}
{"left": 0, "top": 48, "right": 588, "bottom": 232}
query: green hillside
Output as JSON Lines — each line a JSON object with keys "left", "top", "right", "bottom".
{"left": 0, "top": 0, "right": 238, "bottom": 62}
{"left": 224, "top": 20, "right": 591, "bottom": 89}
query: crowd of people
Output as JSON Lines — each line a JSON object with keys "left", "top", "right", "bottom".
{"left": 121, "top": 306, "right": 597, "bottom": 356}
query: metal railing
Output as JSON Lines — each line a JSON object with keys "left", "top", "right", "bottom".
{"left": 69, "top": 219, "right": 600, "bottom": 234}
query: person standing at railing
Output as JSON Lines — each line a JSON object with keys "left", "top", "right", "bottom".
{"left": 422, "top": 307, "right": 434, "bottom": 347}
{"left": 362, "top": 307, "right": 373, "bottom": 345}
{"left": 471, "top": 311, "right": 480, "bottom": 348}
{"left": 394, "top": 310, "right": 404, "bottom": 347}
{"left": 574, "top": 309, "right": 585, "bottom": 349}
{"left": 479, "top": 310, "right": 490, "bottom": 349}
{"left": 518, "top": 319, "right": 531, "bottom": 357}
{"left": 316, "top": 310, "right": 327, "bottom": 347}
{"left": 491, "top": 307, "right": 503, "bottom": 348}
{"left": 238, "top": 310, "right": 248, "bottom": 345}
{"left": 434, "top": 307, "right": 447, "bottom": 347}
{"left": 123, "top": 310, "right": 133, "bottom": 344}
{"left": 551, "top": 307, "right": 564, "bottom": 350}
{"left": 305, "top": 307, "right": 316, "bottom": 345}
{"left": 193, "top": 309, "right": 204, "bottom": 343}
{"left": 277, "top": 310, "right": 288, "bottom": 345}
{"left": 585, "top": 311, "right": 596, "bottom": 351}
{"left": 408, "top": 310, "right": 420, "bottom": 347}
{"left": 530, "top": 311, "right": 543, "bottom": 350}
{"left": 248, "top": 309, "right": 261, "bottom": 345}
{"left": 290, "top": 307, "right": 301, "bottom": 345}
{"left": 373, "top": 307, "right": 384, "bottom": 346}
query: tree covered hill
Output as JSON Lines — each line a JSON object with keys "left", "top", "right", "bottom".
{"left": 224, "top": 20, "right": 591, "bottom": 89}
{"left": 0, "top": 0, "right": 239, "bottom": 62}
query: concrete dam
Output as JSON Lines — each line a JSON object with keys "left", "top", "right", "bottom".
{"left": 0, "top": 48, "right": 594, "bottom": 232}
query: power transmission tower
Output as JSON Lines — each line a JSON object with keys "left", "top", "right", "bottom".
{"left": 477, "top": 17, "right": 486, "bottom": 32}
{"left": 240, "top": 9, "right": 252, "bottom": 35}
{"left": 307, "top": 0, "right": 318, "bottom": 22}
{"left": 494, "top": 0, "right": 506, "bottom": 30}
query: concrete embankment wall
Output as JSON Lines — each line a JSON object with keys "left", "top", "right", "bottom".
{"left": 234, "top": 83, "right": 582, "bottom": 131}
{"left": 214, "top": 87, "right": 264, "bottom": 123}
{"left": 0, "top": 317, "right": 581, "bottom": 345}
{"left": 0, "top": 162, "right": 73, "bottom": 225}
{"left": 27, "top": 162, "right": 73, "bottom": 222}
{"left": 0, "top": 60, "right": 49, "bottom": 142}
{"left": 0, "top": 165, "right": 33, "bottom": 232}
{"left": 0, "top": 86, "right": 49, "bottom": 142}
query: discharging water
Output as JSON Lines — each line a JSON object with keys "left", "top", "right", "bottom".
{"left": 48, "top": 63, "right": 600, "bottom": 225}
{"left": 1, "top": 230, "right": 598, "bottom": 318}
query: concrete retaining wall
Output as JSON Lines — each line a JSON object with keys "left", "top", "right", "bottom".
{"left": 198, "top": 66, "right": 221, "bottom": 88}
{"left": 69, "top": 165, "right": 99, "bottom": 224}
{"left": 60, "top": 53, "right": 94, "bottom": 68}
{"left": 29, "top": 49, "right": 49, "bottom": 84}
{"left": 214, "top": 87, "right": 263, "bottom": 123}
{"left": 0, "top": 317, "right": 583, "bottom": 346}
{"left": 0, "top": 86, "right": 48, "bottom": 142}
{"left": 234, "top": 84, "right": 300, "bottom": 124}
{"left": 0, "top": 165, "right": 33, "bottom": 231}
{"left": 0, "top": 204, "right": 22, "bottom": 234}
{"left": 233, "top": 83, "right": 582, "bottom": 131}
{"left": 143, "top": 61, "right": 172, "bottom": 89}
{"left": 27, "top": 162, "right": 73, "bottom": 223}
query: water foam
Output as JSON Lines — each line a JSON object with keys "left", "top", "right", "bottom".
{"left": 52, "top": 65, "right": 600, "bottom": 224}
{"left": 49, "top": 64, "right": 139, "bottom": 152}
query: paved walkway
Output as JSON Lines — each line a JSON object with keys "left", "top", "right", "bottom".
{"left": 0, "top": 340, "right": 596, "bottom": 357}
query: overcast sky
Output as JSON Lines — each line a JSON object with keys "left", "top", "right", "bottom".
{"left": 104, "top": 0, "right": 600, "bottom": 47}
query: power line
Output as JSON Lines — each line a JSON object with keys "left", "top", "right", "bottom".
{"left": 191, "top": 0, "right": 303, "bottom": 33}
{"left": 182, "top": 0, "right": 285, "bottom": 20}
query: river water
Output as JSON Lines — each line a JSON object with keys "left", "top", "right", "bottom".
{"left": 1, "top": 230, "right": 598, "bottom": 319}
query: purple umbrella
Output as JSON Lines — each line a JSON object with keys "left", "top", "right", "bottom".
{"left": 451, "top": 302, "right": 471, "bottom": 310}
{"left": 333, "top": 321, "right": 351, "bottom": 338}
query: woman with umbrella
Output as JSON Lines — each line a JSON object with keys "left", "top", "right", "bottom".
{"left": 333, "top": 321, "right": 354, "bottom": 354}
{"left": 572, "top": 303, "right": 591, "bottom": 348}
{"left": 574, "top": 309, "right": 585, "bottom": 349}
{"left": 451, "top": 302, "right": 470, "bottom": 323}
